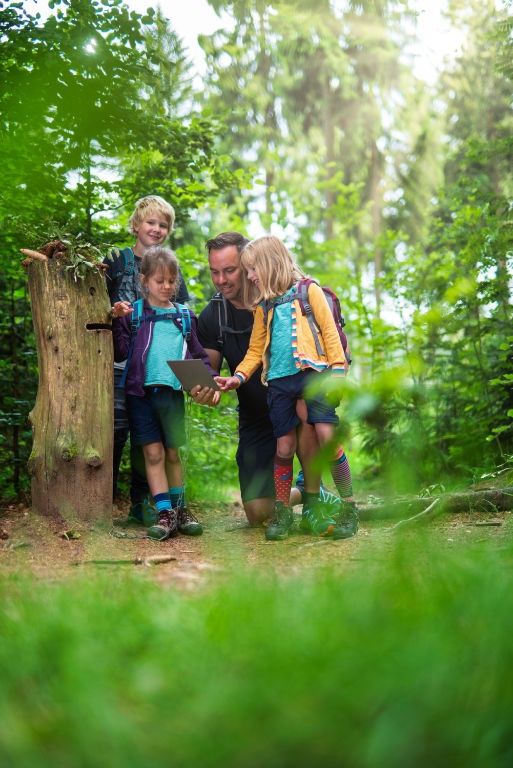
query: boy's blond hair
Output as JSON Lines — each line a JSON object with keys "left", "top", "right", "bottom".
{"left": 129, "top": 195, "right": 175, "bottom": 234}
{"left": 241, "top": 235, "right": 305, "bottom": 307}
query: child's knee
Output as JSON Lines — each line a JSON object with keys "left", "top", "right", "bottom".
{"left": 276, "top": 432, "right": 296, "bottom": 459}
{"left": 143, "top": 443, "right": 164, "bottom": 466}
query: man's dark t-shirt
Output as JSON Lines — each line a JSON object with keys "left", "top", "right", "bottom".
{"left": 197, "top": 297, "right": 269, "bottom": 424}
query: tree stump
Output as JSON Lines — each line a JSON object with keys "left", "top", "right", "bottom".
{"left": 24, "top": 243, "right": 113, "bottom": 524}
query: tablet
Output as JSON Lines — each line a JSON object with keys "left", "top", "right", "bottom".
{"left": 167, "top": 359, "right": 220, "bottom": 391}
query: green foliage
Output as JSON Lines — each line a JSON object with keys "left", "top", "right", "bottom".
{"left": 61, "top": 237, "right": 107, "bottom": 282}
{"left": 184, "top": 397, "right": 239, "bottom": 503}
{"left": 1, "top": 538, "right": 513, "bottom": 765}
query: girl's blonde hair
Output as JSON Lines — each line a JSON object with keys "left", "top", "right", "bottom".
{"left": 129, "top": 195, "right": 175, "bottom": 234}
{"left": 241, "top": 235, "right": 305, "bottom": 307}
{"left": 140, "top": 246, "right": 181, "bottom": 300}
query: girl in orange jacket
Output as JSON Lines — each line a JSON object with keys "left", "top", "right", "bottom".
{"left": 216, "top": 235, "right": 358, "bottom": 542}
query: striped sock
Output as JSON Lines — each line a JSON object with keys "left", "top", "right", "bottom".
{"left": 153, "top": 492, "right": 172, "bottom": 512}
{"left": 169, "top": 486, "right": 184, "bottom": 509}
{"left": 274, "top": 455, "right": 293, "bottom": 505}
{"left": 330, "top": 449, "right": 353, "bottom": 499}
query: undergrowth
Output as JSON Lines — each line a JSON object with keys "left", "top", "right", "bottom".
{"left": 1, "top": 535, "right": 513, "bottom": 766}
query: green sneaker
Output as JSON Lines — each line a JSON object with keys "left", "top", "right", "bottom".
{"left": 333, "top": 501, "right": 359, "bottom": 540}
{"left": 127, "top": 495, "right": 158, "bottom": 527}
{"left": 300, "top": 505, "right": 336, "bottom": 536}
{"left": 177, "top": 506, "right": 203, "bottom": 536}
{"left": 148, "top": 509, "right": 178, "bottom": 541}
{"left": 294, "top": 471, "right": 339, "bottom": 507}
{"left": 265, "top": 502, "right": 294, "bottom": 541}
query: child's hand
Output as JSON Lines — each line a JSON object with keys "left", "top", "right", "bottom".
{"left": 190, "top": 385, "right": 221, "bottom": 407}
{"left": 111, "top": 301, "right": 133, "bottom": 319}
{"left": 215, "top": 375, "right": 241, "bottom": 391}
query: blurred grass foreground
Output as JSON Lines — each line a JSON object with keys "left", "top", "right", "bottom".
{"left": 1, "top": 536, "right": 513, "bottom": 767}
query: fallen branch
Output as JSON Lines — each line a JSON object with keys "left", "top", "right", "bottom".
{"left": 359, "top": 487, "right": 513, "bottom": 521}
{"left": 390, "top": 498, "right": 441, "bottom": 532}
{"left": 75, "top": 554, "right": 177, "bottom": 567}
{"left": 472, "top": 520, "right": 502, "bottom": 527}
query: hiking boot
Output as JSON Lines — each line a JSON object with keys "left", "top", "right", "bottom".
{"left": 127, "top": 496, "right": 158, "bottom": 527}
{"left": 299, "top": 505, "right": 337, "bottom": 536}
{"left": 147, "top": 509, "right": 178, "bottom": 541}
{"left": 319, "top": 486, "right": 341, "bottom": 508}
{"left": 177, "top": 506, "right": 203, "bottom": 536}
{"left": 265, "top": 502, "right": 294, "bottom": 541}
{"left": 125, "top": 507, "right": 144, "bottom": 525}
{"left": 294, "top": 471, "right": 339, "bottom": 508}
{"left": 333, "top": 500, "right": 359, "bottom": 540}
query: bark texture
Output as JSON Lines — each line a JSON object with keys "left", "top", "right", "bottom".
{"left": 27, "top": 255, "right": 113, "bottom": 524}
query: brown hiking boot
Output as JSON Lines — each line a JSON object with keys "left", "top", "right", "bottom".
{"left": 333, "top": 500, "right": 359, "bottom": 540}
{"left": 177, "top": 507, "right": 203, "bottom": 536}
{"left": 148, "top": 509, "right": 178, "bottom": 541}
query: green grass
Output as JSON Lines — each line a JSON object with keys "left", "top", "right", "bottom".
{"left": 1, "top": 536, "right": 513, "bottom": 767}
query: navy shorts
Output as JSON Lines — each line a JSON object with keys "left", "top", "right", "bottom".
{"left": 237, "top": 415, "right": 276, "bottom": 502}
{"left": 126, "top": 387, "right": 185, "bottom": 448}
{"left": 267, "top": 369, "right": 339, "bottom": 438}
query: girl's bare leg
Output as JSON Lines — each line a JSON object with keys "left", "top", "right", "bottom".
{"left": 296, "top": 399, "right": 321, "bottom": 493}
{"left": 142, "top": 442, "right": 168, "bottom": 496}
{"left": 314, "top": 423, "right": 355, "bottom": 503}
{"left": 164, "top": 447, "right": 182, "bottom": 489}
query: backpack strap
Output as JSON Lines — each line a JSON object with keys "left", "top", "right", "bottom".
{"left": 210, "top": 293, "right": 226, "bottom": 347}
{"left": 119, "top": 299, "right": 143, "bottom": 388}
{"left": 108, "top": 247, "right": 135, "bottom": 303}
{"left": 212, "top": 292, "right": 252, "bottom": 344}
{"left": 261, "top": 300, "right": 271, "bottom": 329}
{"left": 135, "top": 302, "right": 191, "bottom": 340}
{"left": 121, "top": 247, "right": 135, "bottom": 276}
{"left": 261, "top": 288, "right": 297, "bottom": 329}
{"left": 130, "top": 298, "right": 144, "bottom": 333}
{"left": 296, "top": 279, "right": 324, "bottom": 357}
{"left": 174, "top": 304, "right": 191, "bottom": 342}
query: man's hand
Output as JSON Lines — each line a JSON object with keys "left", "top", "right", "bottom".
{"left": 190, "top": 385, "right": 221, "bottom": 407}
{"left": 111, "top": 301, "right": 133, "bottom": 319}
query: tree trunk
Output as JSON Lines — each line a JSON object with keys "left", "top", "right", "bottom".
{"left": 26, "top": 255, "right": 113, "bottom": 524}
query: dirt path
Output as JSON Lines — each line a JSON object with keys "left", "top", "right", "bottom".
{"left": 1, "top": 499, "right": 511, "bottom": 589}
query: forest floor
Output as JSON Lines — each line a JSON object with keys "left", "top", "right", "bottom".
{"left": 1, "top": 493, "right": 511, "bottom": 590}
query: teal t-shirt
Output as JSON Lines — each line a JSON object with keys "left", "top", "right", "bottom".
{"left": 267, "top": 286, "right": 298, "bottom": 381}
{"left": 145, "top": 306, "right": 185, "bottom": 389}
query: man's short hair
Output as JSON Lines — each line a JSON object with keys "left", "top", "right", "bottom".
{"left": 206, "top": 232, "right": 249, "bottom": 255}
